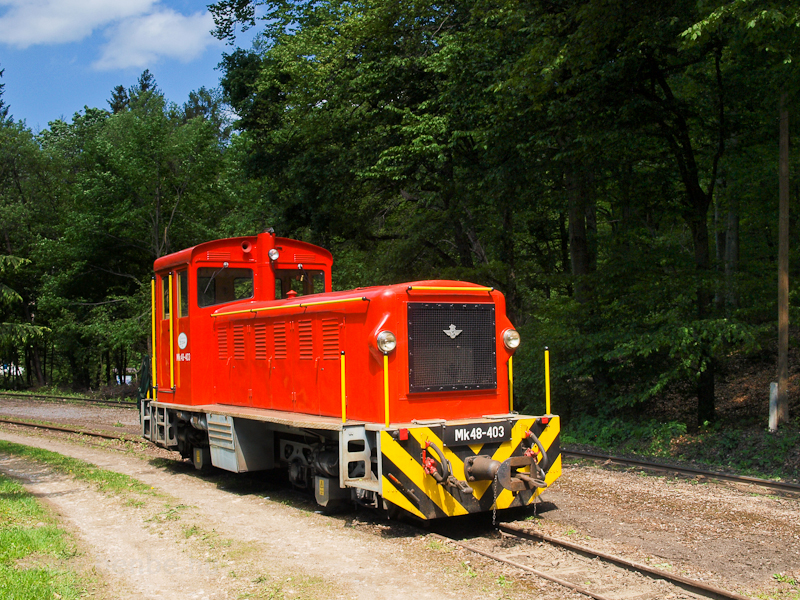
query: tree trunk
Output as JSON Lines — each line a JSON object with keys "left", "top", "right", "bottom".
{"left": 689, "top": 204, "right": 715, "bottom": 424}
{"left": 567, "top": 166, "right": 592, "bottom": 303}
{"left": 559, "top": 211, "right": 572, "bottom": 297}
{"left": 725, "top": 194, "right": 739, "bottom": 307}
{"left": 777, "top": 92, "right": 790, "bottom": 425}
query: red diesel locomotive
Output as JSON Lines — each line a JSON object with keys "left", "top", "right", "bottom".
{"left": 141, "top": 230, "right": 561, "bottom": 519}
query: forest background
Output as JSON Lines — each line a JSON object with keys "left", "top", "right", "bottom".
{"left": 1, "top": 0, "right": 799, "bottom": 444}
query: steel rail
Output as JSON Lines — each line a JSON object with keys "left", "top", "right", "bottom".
{"left": 428, "top": 532, "right": 616, "bottom": 600}
{"left": 0, "top": 392, "right": 136, "bottom": 407}
{"left": 0, "top": 417, "right": 129, "bottom": 441}
{"left": 497, "top": 523, "right": 751, "bottom": 600}
{"left": 563, "top": 449, "right": 800, "bottom": 495}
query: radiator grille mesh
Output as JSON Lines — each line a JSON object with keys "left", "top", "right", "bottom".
{"left": 407, "top": 303, "right": 496, "bottom": 392}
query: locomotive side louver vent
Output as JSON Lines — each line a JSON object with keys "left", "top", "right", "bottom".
{"left": 217, "top": 327, "right": 227, "bottom": 360}
{"left": 322, "top": 319, "right": 339, "bottom": 359}
{"left": 254, "top": 323, "right": 267, "bottom": 360}
{"left": 293, "top": 253, "right": 316, "bottom": 262}
{"left": 298, "top": 320, "right": 313, "bottom": 360}
{"left": 233, "top": 324, "right": 245, "bottom": 360}
{"left": 274, "top": 322, "right": 287, "bottom": 359}
{"left": 407, "top": 302, "right": 496, "bottom": 393}
{"left": 206, "top": 251, "right": 230, "bottom": 261}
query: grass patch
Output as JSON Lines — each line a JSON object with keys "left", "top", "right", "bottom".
{"left": 0, "top": 474, "right": 88, "bottom": 599}
{"left": 242, "top": 574, "right": 332, "bottom": 599}
{"left": 0, "top": 440, "right": 155, "bottom": 497}
{"left": 562, "top": 415, "right": 800, "bottom": 481}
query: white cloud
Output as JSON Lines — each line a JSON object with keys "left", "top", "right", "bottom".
{"left": 92, "top": 9, "right": 217, "bottom": 70}
{"left": 0, "top": 0, "right": 156, "bottom": 47}
{"left": 0, "top": 1, "right": 219, "bottom": 71}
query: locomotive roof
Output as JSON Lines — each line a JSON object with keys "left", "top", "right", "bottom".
{"left": 153, "top": 235, "right": 333, "bottom": 271}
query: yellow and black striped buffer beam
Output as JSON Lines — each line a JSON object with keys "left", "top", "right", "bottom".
{"left": 380, "top": 416, "right": 561, "bottom": 520}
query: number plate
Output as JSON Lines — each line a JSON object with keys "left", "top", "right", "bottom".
{"left": 442, "top": 421, "right": 511, "bottom": 447}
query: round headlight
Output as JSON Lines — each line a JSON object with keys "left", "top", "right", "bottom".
{"left": 376, "top": 330, "right": 397, "bottom": 353}
{"left": 503, "top": 329, "right": 521, "bottom": 350}
{"left": 268, "top": 248, "right": 280, "bottom": 261}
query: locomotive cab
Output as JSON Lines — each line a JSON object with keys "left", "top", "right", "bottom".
{"left": 150, "top": 232, "right": 332, "bottom": 405}
{"left": 142, "top": 231, "right": 561, "bottom": 520}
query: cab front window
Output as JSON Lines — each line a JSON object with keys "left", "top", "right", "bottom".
{"left": 275, "top": 269, "right": 325, "bottom": 298}
{"left": 197, "top": 267, "right": 254, "bottom": 307}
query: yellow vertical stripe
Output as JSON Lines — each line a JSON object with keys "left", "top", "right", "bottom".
{"left": 340, "top": 352, "right": 346, "bottom": 423}
{"left": 168, "top": 272, "right": 175, "bottom": 389}
{"left": 150, "top": 277, "right": 157, "bottom": 399}
{"left": 508, "top": 356, "right": 514, "bottom": 412}
{"left": 545, "top": 348, "right": 551, "bottom": 415}
{"left": 383, "top": 353, "right": 390, "bottom": 427}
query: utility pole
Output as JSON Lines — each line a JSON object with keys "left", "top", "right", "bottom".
{"left": 777, "top": 92, "right": 790, "bottom": 427}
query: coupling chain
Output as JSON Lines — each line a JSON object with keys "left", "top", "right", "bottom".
{"left": 492, "top": 472, "right": 498, "bottom": 527}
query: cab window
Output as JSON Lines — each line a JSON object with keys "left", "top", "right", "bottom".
{"left": 161, "top": 275, "right": 170, "bottom": 319}
{"left": 197, "top": 267, "right": 254, "bottom": 307}
{"left": 275, "top": 269, "right": 325, "bottom": 298}
{"left": 177, "top": 270, "right": 189, "bottom": 317}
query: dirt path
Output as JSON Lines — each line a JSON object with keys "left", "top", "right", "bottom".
{"left": 0, "top": 429, "right": 576, "bottom": 600}
{"left": 0, "top": 454, "right": 227, "bottom": 600}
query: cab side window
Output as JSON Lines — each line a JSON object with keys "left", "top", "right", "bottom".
{"left": 161, "top": 275, "right": 170, "bottom": 319}
{"left": 178, "top": 270, "right": 189, "bottom": 317}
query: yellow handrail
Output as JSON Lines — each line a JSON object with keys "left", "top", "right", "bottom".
{"left": 406, "top": 286, "right": 493, "bottom": 292}
{"left": 544, "top": 347, "right": 551, "bottom": 415}
{"left": 340, "top": 351, "right": 347, "bottom": 423}
{"left": 213, "top": 296, "right": 368, "bottom": 318}
{"left": 168, "top": 272, "right": 175, "bottom": 389}
{"left": 508, "top": 355, "right": 514, "bottom": 412}
{"left": 383, "top": 353, "right": 390, "bottom": 428}
{"left": 150, "top": 277, "right": 157, "bottom": 400}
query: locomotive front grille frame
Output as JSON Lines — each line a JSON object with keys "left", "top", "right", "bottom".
{"left": 407, "top": 302, "right": 497, "bottom": 393}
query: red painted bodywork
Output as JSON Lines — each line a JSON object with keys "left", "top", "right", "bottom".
{"left": 153, "top": 232, "right": 516, "bottom": 423}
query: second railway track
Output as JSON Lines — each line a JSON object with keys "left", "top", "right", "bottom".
{"left": 0, "top": 391, "right": 137, "bottom": 407}
{"left": 563, "top": 449, "right": 800, "bottom": 496}
{"left": 0, "top": 417, "right": 131, "bottom": 441}
{"left": 435, "top": 523, "right": 752, "bottom": 600}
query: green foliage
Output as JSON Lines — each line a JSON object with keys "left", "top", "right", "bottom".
{"left": 562, "top": 415, "right": 687, "bottom": 457}
{"left": 0, "top": 0, "right": 796, "bottom": 428}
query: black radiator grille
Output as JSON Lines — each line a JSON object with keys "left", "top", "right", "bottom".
{"left": 407, "top": 303, "right": 496, "bottom": 393}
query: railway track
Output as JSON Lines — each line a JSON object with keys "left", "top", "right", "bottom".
{"left": 0, "top": 417, "right": 132, "bottom": 441}
{"left": 0, "top": 391, "right": 137, "bottom": 407}
{"left": 563, "top": 448, "right": 800, "bottom": 496}
{"left": 434, "top": 523, "right": 751, "bottom": 600}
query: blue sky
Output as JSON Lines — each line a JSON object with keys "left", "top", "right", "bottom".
{"left": 0, "top": 0, "right": 257, "bottom": 132}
